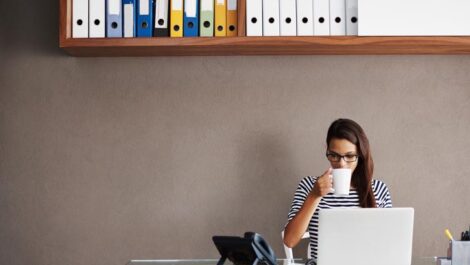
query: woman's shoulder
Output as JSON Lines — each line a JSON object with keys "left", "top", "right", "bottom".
{"left": 371, "top": 179, "right": 390, "bottom": 192}
{"left": 297, "top": 176, "right": 319, "bottom": 190}
{"left": 372, "top": 179, "right": 393, "bottom": 207}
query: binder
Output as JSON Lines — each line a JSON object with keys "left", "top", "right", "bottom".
{"left": 263, "top": 0, "right": 280, "bottom": 36}
{"left": 313, "top": 0, "right": 329, "bottom": 35}
{"left": 184, "top": 0, "right": 199, "bottom": 36}
{"left": 154, "top": 0, "right": 169, "bottom": 36}
{"left": 200, "top": 0, "right": 214, "bottom": 36}
{"left": 215, "top": 0, "right": 227, "bottom": 36}
{"left": 123, "top": 0, "right": 136, "bottom": 37}
{"left": 137, "top": 0, "right": 154, "bottom": 37}
{"left": 345, "top": 0, "right": 357, "bottom": 35}
{"left": 107, "top": 0, "right": 123, "bottom": 37}
{"left": 246, "top": 0, "right": 262, "bottom": 36}
{"left": 227, "top": 0, "right": 238, "bottom": 36}
{"left": 358, "top": 0, "right": 470, "bottom": 36}
{"left": 280, "top": 0, "right": 297, "bottom": 36}
{"left": 297, "top": 0, "right": 314, "bottom": 36}
{"left": 89, "top": 0, "right": 105, "bottom": 37}
{"left": 170, "top": 0, "right": 184, "bottom": 37}
{"left": 73, "top": 0, "right": 88, "bottom": 38}
{"left": 329, "top": 0, "right": 346, "bottom": 35}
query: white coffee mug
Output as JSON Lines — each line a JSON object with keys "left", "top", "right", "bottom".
{"left": 331, "top": 168, "right": 352, "bottom": 196}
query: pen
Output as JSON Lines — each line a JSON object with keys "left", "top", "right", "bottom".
{"left": 445, "top": 229, "right": 454, "bottom": 241}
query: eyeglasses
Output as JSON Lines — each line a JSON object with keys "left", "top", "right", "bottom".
{"left": 326, "top": 152, "right": 359, "bottom": 163}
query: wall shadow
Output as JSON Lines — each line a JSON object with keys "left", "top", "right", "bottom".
{"left": 1, "top": 0, "right": 63, "bottom": 57}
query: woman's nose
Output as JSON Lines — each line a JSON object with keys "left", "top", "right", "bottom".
{"left": 338, "top": 159, "right": 348, "bottom": 168}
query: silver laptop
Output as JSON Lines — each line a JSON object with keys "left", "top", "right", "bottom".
{"left": 317, "top": 208, "right": 414, "bottom": 265}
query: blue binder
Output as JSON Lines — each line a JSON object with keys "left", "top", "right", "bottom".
{"left": 183, "top": 0, "right": 199, "bottom": 37}
{"left": 107, "top": 0, "right": 123, "bottom": 37}
{"left": 137, "top": 0, "right": 153, "bottom": 37}
{"left": 123, "top": 0, "right": 136, "bottom": 37}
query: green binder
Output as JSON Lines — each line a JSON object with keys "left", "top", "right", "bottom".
{"left": 200, "top": 0, "right": 214, "bottom": 36}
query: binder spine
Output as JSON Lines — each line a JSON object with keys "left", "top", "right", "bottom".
{"left": 107, "top": 0, "right": 123, "bottom": 37}
{"left": 137, "top": 0, "right": 154, "bottom": 37}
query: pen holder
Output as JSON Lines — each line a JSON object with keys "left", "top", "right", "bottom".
{"left": 450, "top": 241, "right": 470, "bottom": 265}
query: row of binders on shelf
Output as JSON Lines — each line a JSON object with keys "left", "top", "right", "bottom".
{"left": 72, "top": 0, "right": 238, "bottom": 38}
{"left": 246, "top": 0, "right": 357, "bottom": 36}
{"left": 73, "top": 0, "right": 358, "bottom": 38}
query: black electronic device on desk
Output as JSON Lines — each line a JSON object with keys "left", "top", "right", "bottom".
{"left": 212, "top": 232, "right": 277, "bottom": 265}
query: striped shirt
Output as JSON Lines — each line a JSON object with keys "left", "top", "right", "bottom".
{"left": 287, "top": 176, "right": 392, "bottom": 260}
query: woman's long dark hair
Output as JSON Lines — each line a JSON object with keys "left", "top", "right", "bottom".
{"left": 326, "top": 118, "right": 376, "bottom": 208}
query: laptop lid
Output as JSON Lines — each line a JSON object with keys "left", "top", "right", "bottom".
{"left": 317, "top": 208, "right": 414, "bottom": 265}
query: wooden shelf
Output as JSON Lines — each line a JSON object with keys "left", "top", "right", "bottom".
{"left": 59, "top": 36, "right": 470, "bottom": 56}
{"left": 59, "top": 0, "right": 470, "bottom": 56}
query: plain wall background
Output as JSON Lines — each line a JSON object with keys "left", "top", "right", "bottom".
{"left": 1, "top": 1, "right": 470, "bottom": 265}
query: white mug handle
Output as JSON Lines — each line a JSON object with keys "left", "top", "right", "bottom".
{"left": 329, "top": 174, "right": 335, "bottom": 193}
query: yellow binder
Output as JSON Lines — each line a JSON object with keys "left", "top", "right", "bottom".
{"left": 170, "top": 0, "right": 184, "bottom": 37}
{"left": 226, "top": 0, "right": 238, "bottom": 36}
{"left": 215, "top": 0, "right": 227, "bottom": 36}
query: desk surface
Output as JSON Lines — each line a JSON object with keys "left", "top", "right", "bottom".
{"left": 127, "top": 258, "right": 438, "bottom": 265}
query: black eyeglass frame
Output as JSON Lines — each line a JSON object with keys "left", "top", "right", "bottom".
{"left": 325, "top": 152, "right": 359, "bottom": 163}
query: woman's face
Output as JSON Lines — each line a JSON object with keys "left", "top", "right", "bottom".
{"left": 327, "top": 138, "right": 359, "bottom": 172}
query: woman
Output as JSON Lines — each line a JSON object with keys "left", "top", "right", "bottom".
{"left": 283, "top": 118, "right": 392, "bottom": 261}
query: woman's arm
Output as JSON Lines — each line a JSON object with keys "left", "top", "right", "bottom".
{"left": 283, "top": 193, "right": 321, "bottom": 247}
{"left": 283, "top": 168, "right": 333, "bottom": 248}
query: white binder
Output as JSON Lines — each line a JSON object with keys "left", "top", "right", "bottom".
{"left": 280, "top": 0, "right": 297, "bottom": 36}
{"left": 154, "top": 0, "right": 169, "bottom": 36}
{"left": 358, "top": 0, "right": 470, "bottom": 36}
{"left": 345, "top": 0, "right": 358, "bottom": 35}
{"left": 297, "top": 0, "right": 314, "bottom": 36}
{"left": 329, "top": 0, "right": 346, "bottom": 35}
{"left": 72, "top": 0, "right": 88, "bottom": 38}
{"left": 124, "top": 1, "right": 136, "bottom": 37}
{"left": 263, "top": 0, "right": 280, "bottom": 36}
{"left": 313, "top": 0, "right": 329, "bottom": 35}
{"left": 89, "top": 0, "right": 106, "bottom": 37}
{"left": 246, "top": 0, "right": 263, "bottom": 36}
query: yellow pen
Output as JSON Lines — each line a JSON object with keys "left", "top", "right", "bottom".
{"left": 445, "top": 229, "right": 454, "bottom": 241}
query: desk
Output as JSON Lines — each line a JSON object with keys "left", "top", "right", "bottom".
{"left": 127, "top": 258, "right": 437, "bottom": 265}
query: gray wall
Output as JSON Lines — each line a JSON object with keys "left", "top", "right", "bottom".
{"left": 1, "top": 1, "right": 470, "bottom": 265}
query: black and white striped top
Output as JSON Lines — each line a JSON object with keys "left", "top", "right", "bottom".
{"left": 287, "top": 176, "right": 392, "bottom": 260}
